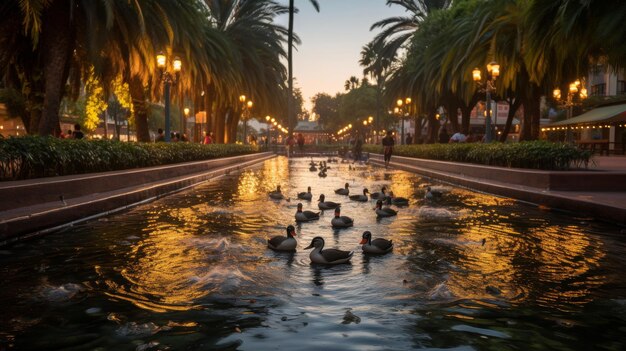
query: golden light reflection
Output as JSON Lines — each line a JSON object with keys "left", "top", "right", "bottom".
{"left": 105, "top": 226, "right": 209, "bottom": 312}
{"left": 441, "top": 200, "right": 607, "bottom": 310}
{"left": 236, "top": 170, "right": 261, "bottom": 201}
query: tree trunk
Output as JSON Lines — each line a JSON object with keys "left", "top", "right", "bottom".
{"left": 38, "top": 0, "right": 73, "bottom": 136}
{"left": 500, "top": 98, "right": 521, "bottom": 142}
{"left": 129, "top": 75, "right": 150, "bottom": 142}
{"left": 287, "top": 0, "right": 295, "bottom": 135}
{"left": 446, "top": 104, "right": 459, "bottom": 133}
{"left": 226, "top": 107, "right": 240, "bottom": 143}
{"left": 425, "top": 113, "right": 438, "bottom": 143}
{"left": 215, "top": 106, "right": 226, "bottom": 143}
{"left": 204, "top": 83, "right": 216, "bottom": 135}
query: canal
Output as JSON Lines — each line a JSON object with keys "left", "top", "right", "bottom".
{"left": 1, "top": 156, "right": 625, "bottom": 350}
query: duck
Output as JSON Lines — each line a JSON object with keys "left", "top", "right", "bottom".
{"left": 331, "top": 207, "right": 354, "bottom": 228}
{"left": 360, "top": 231, "right": 393, "bottom": 254}
{"left": 318, "top": 169, "right": 327, "bottom": 178}
{"left": 295, "top": 203, "right": 320, "bottom": 222}
{"left": 269, "top": 185, "right": 285, "bottom": 200}
{"left": 318, "top": 194, "right": 340, "bottom": 210}
{"left": 304, "top": 236, "right": 353, "bottom": 264}
{"left": 309, "top": 164, "right": 318, "bottom": 171}
{"left": 267, "top": 225, "right": 297, "bottom": 252}
{"left": 297, "top": 186, "right": 313, "bottom": 200}
{"left": 386, "top": 191, "right": 409, "bottom": 206}
{"left": 424, "top": 186, "right": 443, "bottom": 200}
{"left": 370, "top": 186, "right": 387, "bottom": 200}
{"left": 375, "top": 199, "right": 397, "bottom": 217}
{"left": 349, "top": 188, "right": 369, "bottom": 202}
{"left": 334, "top": 182, "right": 350, "bottom": 196}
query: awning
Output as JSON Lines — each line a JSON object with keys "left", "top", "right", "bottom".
{"left": 549, "top": 104, "right": 626, "bottom": 126}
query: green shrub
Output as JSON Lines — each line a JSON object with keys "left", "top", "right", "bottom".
{"left": 0, "top": 136, "right": 258, "bottom": 181}
{"left": 363, "top": 141, "right": 591, "bottom": 170}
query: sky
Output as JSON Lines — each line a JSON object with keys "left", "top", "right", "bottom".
{"left": 276, "top": 0, "right": 408, "bottom": 111}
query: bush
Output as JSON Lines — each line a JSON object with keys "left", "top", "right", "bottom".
{"left": 363, "top": 141, "right": 591, "bottom": 170}
{"left": 0, "top": 136, "right": 259, "bottom": 181}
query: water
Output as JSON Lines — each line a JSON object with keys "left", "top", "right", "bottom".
{"left": 1, "top": 156, "right": 626, "bottom": 350}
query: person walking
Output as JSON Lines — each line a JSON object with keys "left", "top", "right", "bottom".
{"left": 382, "top": 130, "right": 395, "bottom": 168}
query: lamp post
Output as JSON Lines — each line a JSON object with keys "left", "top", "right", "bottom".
{"left": 473, "top": 61, "right": 500, "bottom": 143}
{"left": 239, "top": 95, "right": 253, "bottom": 144}
{"left": 183, "top": 107, "right": 190, "bottom": 139}
{"left": 265, "top": 115, "right": 272, "bottom": 150}
{"left": 156, "top": 53, "right": 181, "bottom": 142}
{"left": 553, "top": 80, "right": 587, "bottom": 143}
{"left": 396, "top": 97, "right": 411, "bottom": 144}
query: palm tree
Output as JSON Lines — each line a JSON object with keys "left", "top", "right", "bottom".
{"left": 204, "top": 0, "right": 290, "bottom": 143}
{"left": 287, "top": 0, "right": 319, "bottom": 135}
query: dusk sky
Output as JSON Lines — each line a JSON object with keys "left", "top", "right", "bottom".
{"left": 276, "top": 0, "right": 408, "bottom": 111}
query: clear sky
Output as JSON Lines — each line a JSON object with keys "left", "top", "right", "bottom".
{"left": 276, "top": 0, "right": 407, "bottom": 111}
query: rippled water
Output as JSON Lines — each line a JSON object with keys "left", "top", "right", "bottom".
{"left": 1, "top": 156, "right": 626, "bottom": 350}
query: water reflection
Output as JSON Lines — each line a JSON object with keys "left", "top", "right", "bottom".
{"left": 1, "top": 156, "right": 625, "bottom": 350}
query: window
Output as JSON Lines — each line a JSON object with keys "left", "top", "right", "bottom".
{"left": 591, "top": 83, "right": 606, "bottom": 96}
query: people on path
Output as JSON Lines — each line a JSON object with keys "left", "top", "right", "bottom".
{"left": 72, "top": 123, "right": 84, "bottom": 139}
{"left": 449, "top": 131, "right": 467, "bottom": 143}
{"left": 438, "top": 127, "right": 449, "bottom": 144}
{"left": 286, "top": 134, "right": 295, "bottom": 156}
{"left": 353, "top": 131, "right": 363, "bottom": 162}
{"left": 297, "top": 133, "right": 305, "bottom": 152}
{"left": 405, "top": 133, "right": 413, "bottom": 145}
{"left": 382, "top": 130, "right": 395, "bottom": 168}
{"left": 203, "top": 131, "right": 213, "bottom": 144}
{"left": 155, "top": 128, "right": 165, "bottom": 142}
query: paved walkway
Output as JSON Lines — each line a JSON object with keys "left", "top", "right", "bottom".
{"left": 373, "top": 154, "right": 626, "bottom": 225}
{"left": 588, "top": 155, "right": 626, "bottom": 171}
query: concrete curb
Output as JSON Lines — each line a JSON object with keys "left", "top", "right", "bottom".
{"left": 370, "top": 154, "right": 626, "bottom": 225}
{"left": 0, "top": 153, "right": 276, "bottom": 245}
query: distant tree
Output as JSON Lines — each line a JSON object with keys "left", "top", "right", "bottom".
{"left": 312, "top": 92, "right": 340, "bottom": 129}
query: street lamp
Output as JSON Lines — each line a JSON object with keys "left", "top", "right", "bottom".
{"left": 239, "top": 95, "right": 253, "bottom": 144}
{"left": 553, "top": 79, "right": 587, "bottom": 143}
{"left": 265, "top": 115, "right": 272, "bottom": 150}
{"left": 396, "top": 97, "right": 411, "bottom": 144}
{"left": 183, "top": 107, "right": 190, "bottom": 139}
{"left": 156, "top": 53, "right": 181, "bottom": 142}
{"left": 473, "top": 61, "right": 500, "bottom": 143}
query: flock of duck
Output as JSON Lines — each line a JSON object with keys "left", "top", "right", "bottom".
{"left": 266, "top": 158, "right": 442, "bottom": 265}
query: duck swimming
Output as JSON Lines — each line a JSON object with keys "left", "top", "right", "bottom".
{"left": 304, "top": 236, "right": 353, "bottom": 264}
{"left": 386, "top": 191, "right": 409, "bottom": 206}
{"left": 295, "top": 203, "right": 320, "bottom": 222}
{"left": 331, "top": 207, "right": 354, "bottom": 228}
{"left": 370, "top": 186, "right": 387, "bottom": 200}
{"left": 297, "top": 186, "right": 313, "bottom": 200}
{"left": 269, "top": 185, "right": 285, "bottom": 200}
{"left": 360, "top": 231, "right": 393, "bottom": 254}
{"left": 335, "top": 182, "right": 350, "bottom": 195}
{"left": 375, "top": 199, "right": 397, "bottom": 217}
{"left": 318, "top": 194, "right": 340, "bottom": 210}
{"left": 424, "top": 186, "right": 442, "bottom": 200}
{"left": 267, "top": 225, "right": 297, "bottom": 252}
{"left": 349, "top": 188, "right": 369, "bottom": 202}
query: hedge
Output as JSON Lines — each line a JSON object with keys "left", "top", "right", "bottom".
{"left": 0, "top": 136, "right": 259, "bottom": 181}
{"left": 363, "top": 141, "right": 591, "bottom": 170}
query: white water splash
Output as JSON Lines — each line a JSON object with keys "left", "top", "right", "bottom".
{"left": 39, "top": 283, "right": 85, "bottom": 302}
{"left": 189, "top": 266, "right": 254, "bottom": 294}
{"left": 428, "top": 282, "right": 455, "bottom": 300}
{"left": 418, "top": 207, "right": 460, "bottom": 220}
